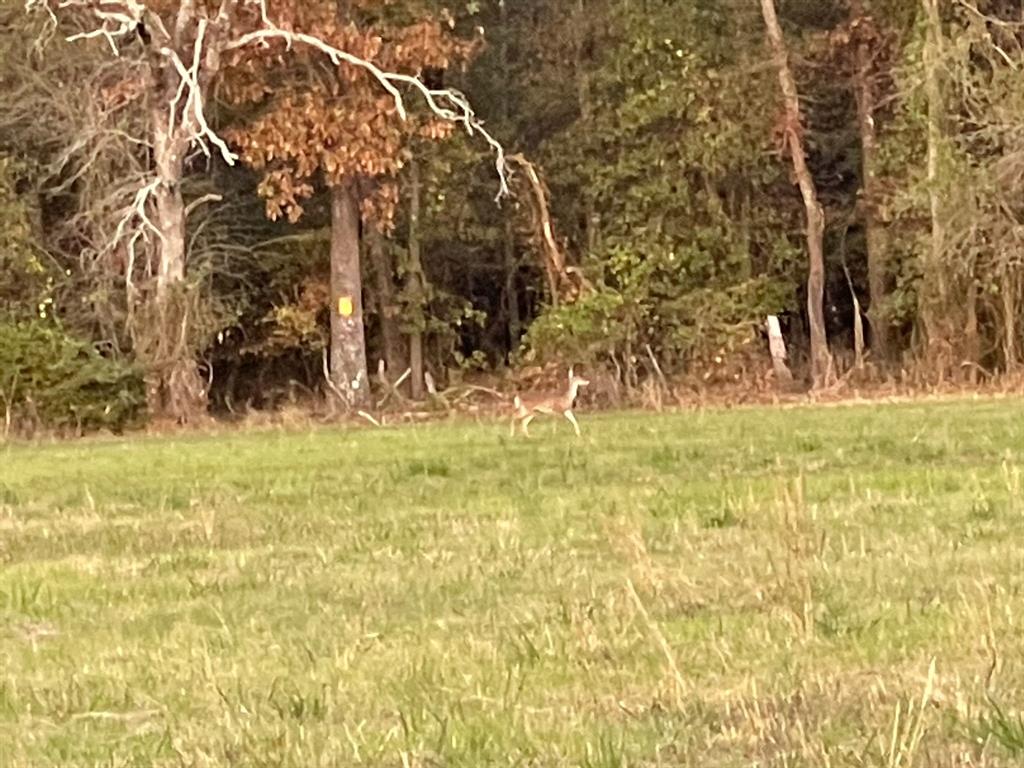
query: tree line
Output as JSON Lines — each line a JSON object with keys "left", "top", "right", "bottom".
{"left": 0, "top": 0, "right": 1020, "bottom": 432}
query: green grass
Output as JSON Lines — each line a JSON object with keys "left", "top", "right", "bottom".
{"left": 3, "top": 399, "right": 1024, "bottom": 766}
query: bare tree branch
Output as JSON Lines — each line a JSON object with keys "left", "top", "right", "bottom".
{"left": 26, "top": 0, "right": 512, "bottom": 274}
{"left": 160, "top": 19, "right": 234, "bottom": 164}
{"left": 46, "top": 0, "right": 145, "bottom": 55}
{"left": 184, "top": 192, "right": 223, "bottom": 217}
{"left": 224, "top": 17, "right": 510, "bottom": 198}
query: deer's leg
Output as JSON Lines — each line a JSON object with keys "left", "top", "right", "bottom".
{"left": 521, "top": 414, "right": 534, "bottom": 438}
{"left": 564, "top": 409, "right": 581, "bottom": 437}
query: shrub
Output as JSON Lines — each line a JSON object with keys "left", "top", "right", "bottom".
{"left": 519, "top": 271, "right": 790, "bottom": 377}
{"left": 0, "top": 319, "right": 145, "bottom": 435}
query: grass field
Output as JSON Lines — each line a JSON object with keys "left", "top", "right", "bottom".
{"left": 4, "top": 399, "right": 1024, "bottom": 767}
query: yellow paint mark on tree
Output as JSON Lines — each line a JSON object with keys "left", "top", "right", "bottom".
{"left": 338, "top": 296, "right": 354, "bottom": 317}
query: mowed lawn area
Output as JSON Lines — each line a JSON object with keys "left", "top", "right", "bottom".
{"left": 4, "top": 400, "right": 1024, "bottom": 767}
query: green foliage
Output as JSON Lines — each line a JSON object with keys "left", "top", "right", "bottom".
{"left": 978, "top": 696, "right": 1024, "bottom": 758}
{"left": 208, "top": 223, "right": 331, "bottom": 365}
{"left": 11, "top": 0, "right": 1024, "bottom": 404}
{"left": 509, "top": 0, "right": 798, "bottom": 372}
{"left": 258, "top": 301, "right": 327, "bottom": 359}
{"left": 0, "top": 156, "right": 53, "bottom": 321}
{"left": 872, "top": 2, "right": 1024, "bottom": 365}
{"left": 523, "top": 271, "right": 789, "bottom": 370}
{"left": 519, "top": 286, "right": 624, "bottom": 364}
{"left": 0, "top": 319, "right": 145, "bottom": 434}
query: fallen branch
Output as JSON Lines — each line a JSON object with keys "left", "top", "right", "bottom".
{"left": 446, "top": 384, "right": 507, "bottom": 408}
{"left": 321, "top": 347, "right": 351, "bottom": 411}
{"left": 356, "top": 410, "right": 382, "bottom": 428}
{"left": 375, "top": 359, "right": 411, "bottom": 409}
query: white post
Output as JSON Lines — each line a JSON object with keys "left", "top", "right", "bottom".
{"left": 766, "top": 315, "right": 795, "bottom": 386}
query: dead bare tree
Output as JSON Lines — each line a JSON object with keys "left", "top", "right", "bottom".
{"left": 26, "top": 0, "right": 510, "bottom": 422}
{"left": 507, "top": 153, "right": 591, "bottom": 308}
{"left": 0, "top": 10, "right": 152, "bottom": 351}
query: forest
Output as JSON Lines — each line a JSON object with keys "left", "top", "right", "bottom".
{"left": 9, "top": 4, "right": 1024, "bottom": 764}
{"left": 1, "top": 0, "right": 1021, "bottom": 432}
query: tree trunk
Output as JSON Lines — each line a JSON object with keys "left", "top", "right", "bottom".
{"left": 851, "top": 0, "right": 889, "bottom": 361}
{"left": 329, "top": 181, "right": 370, "bottom": 408}
{"left": 574, "top": 0, "right": 599, "bottom": 256}
{"left": 366, "top": 227, "right": 405, "bottom": 376}
{"left": 499, "top": 0, "right": 521, "bottom": 361}
{"left": 760, "top": 0, "right": 833, "bottom": 388}
{"left": 965, "top": 271, "right": 979, "bottom": 384}
{"left": 1002, "top": 265, "right": 1019, "bottom": 373}
{"left": 144, "top": 102, "right": 206, "bottom": 423}
{"left": 503, "top": 221, "right": 521, "bottom": 359}
{"left": 406, "top": 158, "right": 426, "bottom": 400}
{"left": 921, "top": 0, "right": 952, "bottom": 379}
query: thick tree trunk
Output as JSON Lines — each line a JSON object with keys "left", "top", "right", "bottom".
{"left": 143, "top": 105, "right": 206, "bottom": 423}
{"left": 126, "top": 1, "right": 244, "bottom": 423}
{"left": 921, "top": 0, "right": 952, "bottom": 379}
{"left": 760, "top": 0, "right": 833, "bottom": 388}
{"left": 851, "top": 0, "right": 889, "bottom": 361}
{"left": 409, "top": 331, "right": 424, "bottom": 400}
{"left": 366, "top": 228, "right": 405, "bottom": 377}
{"left": 329, "top": 181, "right": 370, "bottom": 408}
{"left": 406, "top": 159, "right": 426, "bottom": 400}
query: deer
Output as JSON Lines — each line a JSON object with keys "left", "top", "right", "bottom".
{"left": 510, "top": 367, "right": 590, "bottom": 438}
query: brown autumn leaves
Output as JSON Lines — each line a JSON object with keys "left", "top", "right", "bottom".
{"left": 223, "top": 1, "right": 477, "bottom": 229}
